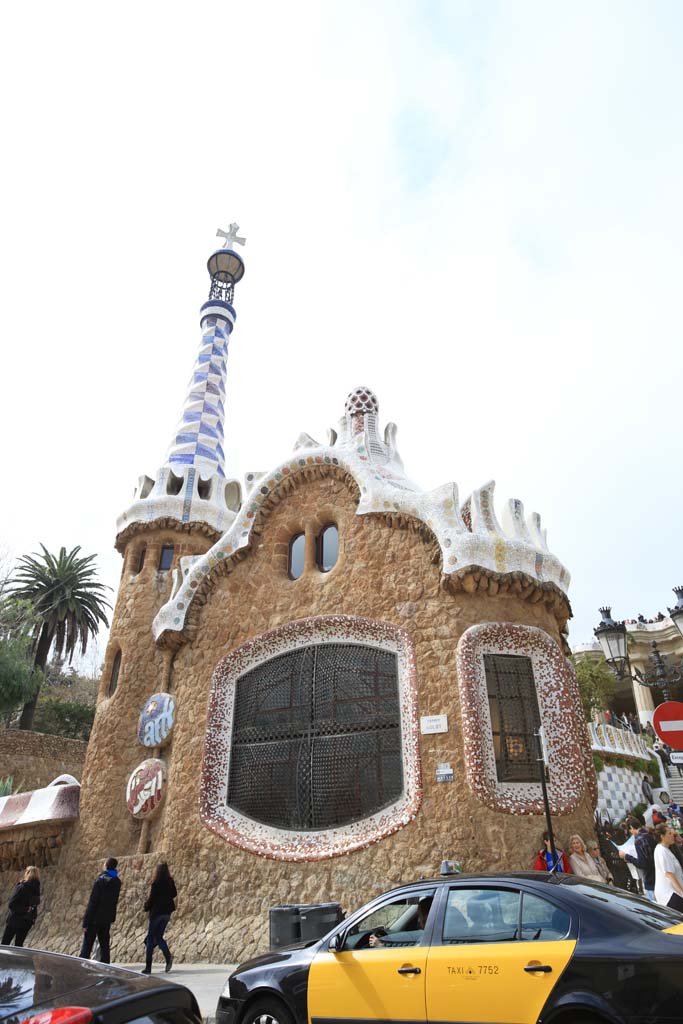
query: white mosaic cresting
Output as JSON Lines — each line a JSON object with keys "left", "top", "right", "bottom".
{"left": 456, "top": 622, "right": 586, "bottom": 815}
{"left": 200, "top": 615, "right": 422, "bottom": 861}
{"left": 153, "top": 389, "right": 570, "bottom": 642}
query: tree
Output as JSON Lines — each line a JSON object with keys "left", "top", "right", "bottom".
{"left": 573, "top": 655, "right": 617, "bottom": 722}
{"left": 0, "top": 595, "right": 41, "bottom": 716}
{"left": 11, "top": 545, "right": 111, "bottom": 730}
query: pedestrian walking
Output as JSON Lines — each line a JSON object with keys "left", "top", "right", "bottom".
{"left": 619, "top": 817, "right": 657, "bottom": 900}
{"left": 653, "top": 823, "right": 683, "bottom": 911}
{"left": 1, "top": 866, "right": 40, "bottom": 947}
{"left": 79, "top": 857, "right": 121, "bottom": 964}
{"left": 141, "top": 861, "right": 177, "bottom": 974}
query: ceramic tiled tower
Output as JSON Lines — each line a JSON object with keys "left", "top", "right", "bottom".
{"left": 77, "top": 231, "right": 248, "bottom": 854}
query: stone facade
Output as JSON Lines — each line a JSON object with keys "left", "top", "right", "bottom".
{"left": 37, "top": 472, "right": 596, "bottom": 965}
{"left": 0, "top": 731, "right": 87, "bottom": 791}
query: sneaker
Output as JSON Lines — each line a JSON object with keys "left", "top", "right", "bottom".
{"left": 165, "top": 954, "right": 173, "bottom": 973}
{"left": 141, "top": 967, "right": 151, "bottom": 975}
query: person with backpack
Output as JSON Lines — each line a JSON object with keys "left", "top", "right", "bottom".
{"left": 1, "top": 866, "right": 40, "bottom": 946}
{"left": 79, "top": 857, "right": 122, "bottom": 964}
{"left": 619, "top": 817, "right": 657, "bottom": 900}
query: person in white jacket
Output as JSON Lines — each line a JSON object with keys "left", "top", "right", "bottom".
{"left": 653, "top": 823, "right": 683, "bottom": 911}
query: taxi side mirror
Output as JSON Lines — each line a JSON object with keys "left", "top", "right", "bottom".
{"left": 328, "top": 933, "right": 342, "bottom": 952}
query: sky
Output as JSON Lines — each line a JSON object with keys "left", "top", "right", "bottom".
{"left": 1, "top": 0, "right": 682, "bottom": 664}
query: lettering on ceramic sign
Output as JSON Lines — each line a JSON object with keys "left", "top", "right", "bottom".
{"left": 137, "top": 693, "right": 175, "bottom": 747}
{"left": 126, "top": 758, "right": 167, "bottom": 819}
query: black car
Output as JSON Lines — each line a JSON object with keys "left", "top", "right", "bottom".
{"left": 217, "top": 872, "right": 683, "bottom": 1024}
{"left": 0, "top": 945, "right": 201, "bottom": 1024}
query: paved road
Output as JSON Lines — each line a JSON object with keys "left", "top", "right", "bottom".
{"left": 116, "top": 962, "right": 236, "bottom": 1021}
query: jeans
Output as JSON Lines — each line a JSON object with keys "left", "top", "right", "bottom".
{"left": 145, "top": 914, "right": 171, "bottom": 961}
{"left": 80, "top": 923, "right": 112, "bottom": 963}
{"left": 645, "top": 888, "right": 655, "bottom": 901}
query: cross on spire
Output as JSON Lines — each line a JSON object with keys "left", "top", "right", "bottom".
{"left": 216, "top": 223, "right": 246, "bottom": 250}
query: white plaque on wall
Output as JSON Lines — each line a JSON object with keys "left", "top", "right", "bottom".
{"left": 420, "top": 714, "right": 448, "bottom": 734}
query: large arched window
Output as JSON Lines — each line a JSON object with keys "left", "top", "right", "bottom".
{"left": 201, "top": 615, "right": 421, "bottom": 860}
{"left": 227, "top": 643, "right": 402, "bottom": 830}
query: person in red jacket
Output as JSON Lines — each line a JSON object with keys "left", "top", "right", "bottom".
{"left": 533, "top": 831, "right": 572, "bottom": 873}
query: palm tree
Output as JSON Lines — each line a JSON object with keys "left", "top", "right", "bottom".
{"left": 12, "top": 545, "right": 111, "bottom": 730}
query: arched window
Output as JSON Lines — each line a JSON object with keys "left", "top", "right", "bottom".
{"left": 109, "top": 650, "right": 121, "bottom": 697}
{"left": 316, "top": 524, "right": 338, "bottom": 573}
{"left": 134, "top": 546, "right": 146, "bottom": 574}
{"left": 227, "top": 642, "right": 402, "bottom": 830}
{"left": 288, "top": 534, "right": 305, "bottom": 580}
{"left": 158, "top": 545, "right": 174, "bottom": 571}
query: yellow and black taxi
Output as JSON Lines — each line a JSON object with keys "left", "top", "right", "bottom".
{"left": 217, "top": 872, "right": 683, "bottom": 1024}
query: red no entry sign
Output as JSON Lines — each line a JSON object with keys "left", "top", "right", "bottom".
{"left": 653, "top": 701, "right": 683, "bottom": 750}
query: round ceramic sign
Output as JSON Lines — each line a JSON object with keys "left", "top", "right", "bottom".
{"left": 138, "top": 693, "right": 175, "bottom": 748}
{"left": 126, "top": 758, "right": 167, "bottom": 819}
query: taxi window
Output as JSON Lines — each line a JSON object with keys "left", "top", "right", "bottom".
{"left": 442, "top": 888, "right": 519, "bottom": 944}
{"left": 520, "top": 893, "right": 571, "bottom": 940}
{"left": 568, "top": 881, "right": 683, "bottom": 930}
{"left": 343, "top": 888, "right": 436, "bottom": 949}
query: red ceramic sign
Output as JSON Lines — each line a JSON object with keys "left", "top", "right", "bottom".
{"left": 126, "top": 758, "right": 167, "bottom": 818}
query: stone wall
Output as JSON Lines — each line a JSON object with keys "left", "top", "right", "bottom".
{"left": 0, "top": 731, "right": 87, "bottom": 790}
{"left": 41, "top": 473, "right": 596, "bottom": 964}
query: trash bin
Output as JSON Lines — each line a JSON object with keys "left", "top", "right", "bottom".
{"left": 298, "top": 902, "right": 344, "bottom": 942}
{"left": 269, "top": 905, "right": 301, "bottom": 949}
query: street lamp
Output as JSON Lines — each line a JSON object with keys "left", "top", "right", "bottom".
{"left": 594, "top": 606, "right": 683, "bottom": 702}
{"left": 668, "top": 586, "right": 683, "bottom": 641}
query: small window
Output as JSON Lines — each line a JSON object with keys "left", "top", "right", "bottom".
{"left": 520, "top": 893, "right": 570, "bottom": 940}
{"left": 158, "top": 545, "right": 174, "bottom": 571}
{"left": 134, "top": 547, "right": 146, "bottom": 574}
{"left": 288, "top": 534, "right": 305, "bottom": 580}
{"left": 484, "top": 654, "right": 541, "bottom": 783}
{"left": 166, "top": 471, "right": 183, "bottom": 496}
{"left": 316, "top": 524, "right": 338, "bottom": 573}
{"left": 197, "top": 477, "right": 212, "bottom": 500}
{"left": 342, "top": 889, "right": 436, "bottom": 950}
{"left": 109, "top": 650, "right": 121, "bottom": 697}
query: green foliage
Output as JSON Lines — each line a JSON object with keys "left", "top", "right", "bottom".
{"left": 648, "top": 757, "right": 663, "bottom": 788}
{"left": 0, "top": 594, "right": 41, "bottom": 715}
{"left": 629, "top": 802, "right": 647, "bottom": 823}
{"left": 32, "top": 697, "right": 95, "bottom": 741}
{"left": 593, "top": 753, "right": 605, "bottom": 773}
{"left": 572, "top": 656, "right": 617, "bottom": 721}
{"left": 615, "top": 756, "right": 626, "bottom": 768}
{"left": 11, "top": 545, "right": 111, "bottom": 729}
{"left": 0, "top": 775, "right": 14, "bottom": 797}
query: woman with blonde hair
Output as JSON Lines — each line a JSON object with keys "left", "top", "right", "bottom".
{"left": 568, "top": 835, "right": 603, "bottom": 882}
{"left": 2, "top": 865, "right": 41, "bottom": 946}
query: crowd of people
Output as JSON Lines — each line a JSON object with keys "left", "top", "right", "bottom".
{"left": 1, "top": 857, "right": 177, "bottom": 974}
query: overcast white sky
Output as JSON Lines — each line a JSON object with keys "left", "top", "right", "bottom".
{"left": 1, "top": 1, "right": 681, "bottom": 660}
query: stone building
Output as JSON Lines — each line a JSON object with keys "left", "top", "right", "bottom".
{"left": 31, "top": 232, "right": 596, "bottom": 962}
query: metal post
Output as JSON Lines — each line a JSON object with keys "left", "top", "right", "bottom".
{"left": 535, "top": 729, "right": 559, "bottom": 872}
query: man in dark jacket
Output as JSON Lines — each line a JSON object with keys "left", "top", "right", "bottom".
{"left": 79, "top": 857, "right": 122, "bottom": 963}
{"left": 619, "top": 817, "right": 656, "bottom": 900}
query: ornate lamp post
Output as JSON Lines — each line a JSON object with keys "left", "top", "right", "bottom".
{"left": 594, "top": 606, "right": 683, "bottom": 702}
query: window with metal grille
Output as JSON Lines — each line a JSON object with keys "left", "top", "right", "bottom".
{"left": 484, "top": 653, "right": 541, "bottom": 783}
{"left": 227, "top": 643, "right": 403, "bottom": 830}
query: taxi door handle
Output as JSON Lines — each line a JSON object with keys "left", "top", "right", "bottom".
{"left": 524, "top": 965, "right": 552, "bottom": 973}
{"left": 397, "top": 966, "right": 422, "bottom": 975}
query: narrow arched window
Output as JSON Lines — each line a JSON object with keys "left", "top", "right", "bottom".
{"left": 134, "top": 546, "right": 146, "bottom": 574}
{"left": 316, "top": 525, "right": 338, "bottom": 573}
{"left": 159, "top": 545, "right": 174, "bottom": 571}
{"left": 109, "top": 650, "right": 121, "bottom": 697}
{"left": 288, "top": 534, "right": 305, "bottom": 580}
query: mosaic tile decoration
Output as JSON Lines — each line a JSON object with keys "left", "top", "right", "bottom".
{"left": 153, "top": 389, "right": 570, "bottom": 643}
{"left": 200, "top": 614, "right": 422, "bottom": 861}
{"left": 456, "top": 623, "right": 586, "bottom": 815}
{"left": 595, "top": 765, "right": 652, "bottom": 825}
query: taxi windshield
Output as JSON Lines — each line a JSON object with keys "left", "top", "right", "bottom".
{"left": 569, "top": 882, "right": 683, "bottom": 930}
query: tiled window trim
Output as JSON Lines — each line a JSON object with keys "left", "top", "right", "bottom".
{"left": 200, "top": 614, "right": 422, "bottom": 861}
{"left": 456, "top": 622, "right": 586, "bottom": 815}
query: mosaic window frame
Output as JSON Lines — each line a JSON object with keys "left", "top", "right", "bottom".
{"left": 201, "top": 614, "right": 421, "bottom": 861}
{"left": 456, "top": 622, "right": 586, "bottom": 815}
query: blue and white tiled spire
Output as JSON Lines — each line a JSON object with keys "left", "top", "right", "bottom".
{"left": 116, "top": 228, "right": 246, "bottom": 541}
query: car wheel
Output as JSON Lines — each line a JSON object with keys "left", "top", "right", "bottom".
{"left": 242, "top": 997, "right": 294, "bottom": 1024}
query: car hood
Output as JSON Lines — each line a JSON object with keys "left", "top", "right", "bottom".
{"left": 0, "top": 946, "right": 177, "bottom": 1020}
{"left": 232, "top": 941, "right": 320, "bottom": 976}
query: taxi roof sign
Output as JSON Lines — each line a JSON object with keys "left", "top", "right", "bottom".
{"left": 653, "top": 701, "right": 683, "bottom": 751}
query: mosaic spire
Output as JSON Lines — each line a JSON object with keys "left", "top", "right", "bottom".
{"left": 116, "top": 230, "right": 246, "bottom": 543}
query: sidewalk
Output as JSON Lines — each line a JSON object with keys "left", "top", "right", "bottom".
{"left": 116, "top": 962, "right": 236, "bottom": 1021}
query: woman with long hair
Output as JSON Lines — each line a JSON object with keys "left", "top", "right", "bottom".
{"left": 654, "top": 823, "right": 683, "bottom": 911}
{"left": 2, "top": 865, "right": 41, "bottom": 946}
{"left": 567, "top": 835, "right": 604, "bottom": 882}
{"left": 141, "top": 861, "right": 177, "bottom": 974}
